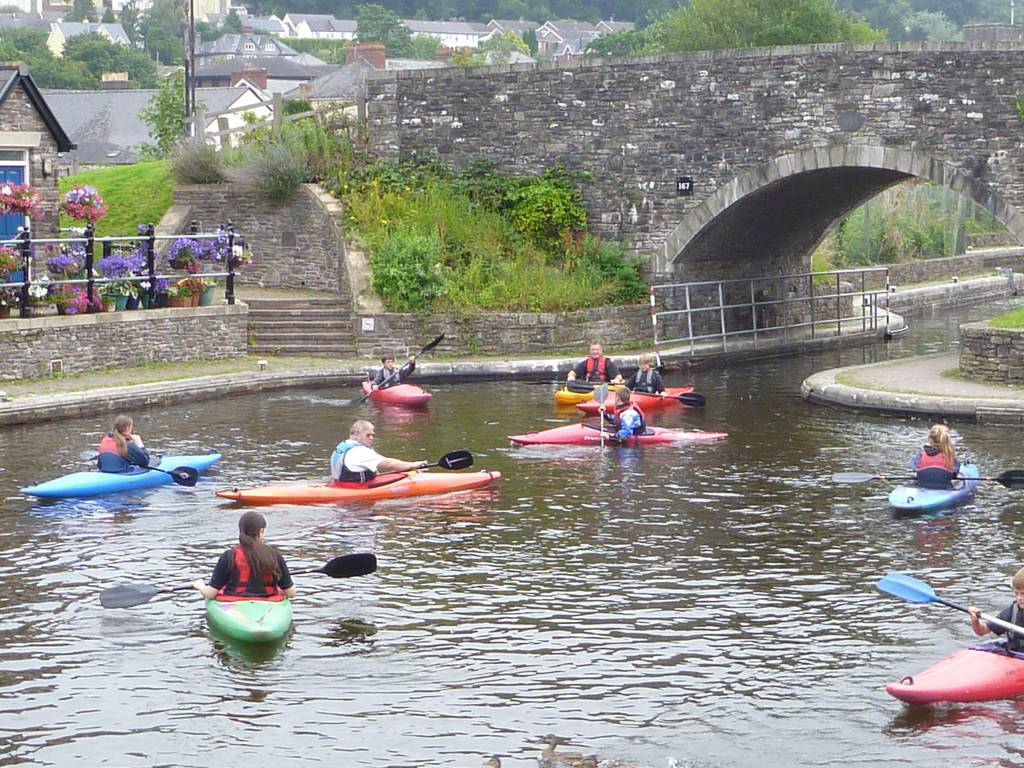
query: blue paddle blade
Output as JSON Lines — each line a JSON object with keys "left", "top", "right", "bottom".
{"left": 876, "top": 572, "right": 939, "bottom": 604}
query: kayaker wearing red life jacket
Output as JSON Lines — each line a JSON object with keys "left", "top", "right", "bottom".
{"left": 969, "top": 566, "right": 1024, "bottom": 653}
{"left": 371, "top": 352, "right": 416, "bottom": 390}
{"left": 96, "top": 414, "right": 151, "bottom": 473}
{"left": 192, "top": 511, "right": 296, "bottom": 602}
{"left": 625, "top": 354, "right": 665, "bottom": 394}
{"left": 567, "top": 341, "right": 624, "bottom": 384}
{"left": 910, "top": 423, "right": 961, "bottom": 490}
{"left": 603, "top": 387, "right": 647, "bottom": 441}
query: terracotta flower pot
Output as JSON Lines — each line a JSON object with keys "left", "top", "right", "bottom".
{"left": 168, "top": 296, "right": 187, "bottom": 308}
{"left": 0, "top": 305, "right": 10, "bottom": 319}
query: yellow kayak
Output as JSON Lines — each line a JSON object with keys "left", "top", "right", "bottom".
{"left": 554, "top": 383, "right": 626, "bottom": 405}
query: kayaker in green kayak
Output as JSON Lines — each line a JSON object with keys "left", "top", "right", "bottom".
{"left": 331, "top": 419, "right": 429, "bottom": 483}
{"left": 96, "top": 414, "right": 151, "bottom": 473}
{"left": 624, "top": 354, "right": 665, "bottom": 394}
{"left": 969, "top": 567, "right": 1024, "bottom": 652}
{"left": 910, "top": 423, "right": 961, "bottom": 489}
{"left": 192, "top": 511, "right": 296, "bottom": 601}
{"left": 567, "top": 342, "right": 623, "bottom": 384}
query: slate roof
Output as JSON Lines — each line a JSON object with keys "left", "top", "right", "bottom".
{"left": 487, "top": 19, "right": 540, "bottom": 34}
{"left": 403, "top": 19, "right": 486, "bottom": 36}
{"left": 54, "top": 22, "right": 130, "bottom": 45}
{"left": 299, "top": 57, "right": 374, "bottom": 101}
{"left": 194, "top": 56, "right": 330, "bottom": 79}
{"left": 42, "top": 86, "right": 246, "bottom": 164}
{"left": 287, "top": 13, "right": 356, "bottom": 34}
{"left": 249, "top": 15, "right": 288, "bottom": 34}
{"left": 196, "top": 33, "right": 297, "bottom": 57}
{"left": 0, "top": 11, "right": 57, "bottom": 30}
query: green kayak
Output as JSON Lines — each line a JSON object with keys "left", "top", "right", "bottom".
{"left": 205, "top": 598, "right": 293, "bottom": 643}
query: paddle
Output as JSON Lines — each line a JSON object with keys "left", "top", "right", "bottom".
{"left": 566, "top": 379, "right": 618, "bottom": 394}
{"left": 596, "top": 382, "right": 609, "bottom": 448}
{"left": 833, "top": 470, "right": 1024, "bottom": 489}
{"left": 100, "top": 552, "right": 378, "bottom": 609}
{"left": 78, "top": 450, "right": 198, "bottom": 487}
{"left": 567, "top": 379, "right": 706, "bottom": 407}
{"left": 424, "top": 449, "right": 473, "bottom": 471}
{"left": 876, "top": 572, "right": 1024, "bottom": 636}
{"left": 357, "top": 333, "right": 446, "bottom": 404}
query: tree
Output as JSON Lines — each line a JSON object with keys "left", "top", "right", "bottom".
{"left": 65, "top": 0, "right": 97, "bottom": 22}
{"left": 585, "top": 28, "right": 651, "bottom": 57}
{"left": 119, "top": 1, "right": 142, "bottom": 46}
{"left": 62, "top": 33, "right": 159, "bottom": 86}
{"left": 521, "top": 28, "right": 538, "bottom": 54}
{"left": 0, "top": 28, "right": 95, "bottom": 88}
{"left": 101, "top": 7, "right": 115, "bottom": 22}
{"left": 651, "top": 0, "right": 886, "bottom": 53}
{"left": 902, "top": 10, "right": 959, "bottom": 41}
{"left": 224, "top": 9, "right": 243, "bottom": 33}
{"left": 356, "top": 4, "right": 413, "bottom": 57}
{"left": 407, "top": 33, "right": 441, "bottom": 59}
{"left": 139, "top": 71, "right": 186, "bottom": 156}
{"left": 140, "top": 0, "right": 184, "bottom": 65}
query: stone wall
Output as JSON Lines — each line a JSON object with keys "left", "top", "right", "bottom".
{"left": 886, "top": 249, "right": 1024, "bottom": 286}
{"left": 6, "top": 83, "right": 60, "bottom": 239}
{"left": 353, "top": 305, "right": 650, "bottom": 358}
{"left": 959, "top": 321, "right": 1024, "bottom": 383}
{"left": 0, "top": 304, "right": 247, "bottom": 381}
{"left": 171, "top": 183, "right": 351, "bottom": 302}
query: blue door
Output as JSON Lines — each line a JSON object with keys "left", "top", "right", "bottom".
{"left": 0, "top": 166, "right": 25, "bottom": 239}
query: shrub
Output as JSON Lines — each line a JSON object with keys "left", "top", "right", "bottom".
{"left": 244, "top": 141, "right": 307, "bottom": 201}
{"left": 505, "top": 169, "right": 587, "bottom": 254}
{"left": 170, "top": 142, "right": 225, "bottom": 184}
{"left": 369, "top": 228, "right": 445, "bottom": 312}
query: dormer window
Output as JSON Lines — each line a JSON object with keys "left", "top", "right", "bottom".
{"left": 264, "top": 43, "right": 275, "bottom": 51}
{"left": 243, "top": 41, "right": 256, "bottom": 51}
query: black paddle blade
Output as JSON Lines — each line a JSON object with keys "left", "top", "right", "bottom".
{"left": 678, "top": 392, "right": 706, "bottom": 407}
{"left": 169, "top": 466, "right": 199, "bottom": 487}
{"left": 997, "top": 470, "right": 1024, "bottom": 489}
{"left": 318, "top": 552, "right": 378, "bottom": 578}
{"left": 437, "top": 450, "right": 473, "bottom": 471}
{"left": 566, "top": 380, "right": 596, "bottom": 394}
{"left": 419, "top": 333, "right": 445, "bottom": 354}
{"left": 100, "top": 584, "right": 164, "bottom": 609}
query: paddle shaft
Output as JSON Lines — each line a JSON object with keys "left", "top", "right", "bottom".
{"left": 931, "top": 595, "right": 1024, "bottom": 635}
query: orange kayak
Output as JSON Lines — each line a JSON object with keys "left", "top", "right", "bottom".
{"left": 216, "top": 470, "right": 500, "bottom": 505}
{"left": 576, "top": 386, "right": 696, "bottom": 415}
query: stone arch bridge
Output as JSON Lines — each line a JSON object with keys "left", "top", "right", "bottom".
{"left": 364, "top": 42, "right": 1024, "bottom": 284}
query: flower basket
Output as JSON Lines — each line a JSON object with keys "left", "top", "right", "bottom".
{"left": 62, "top": 186, "right": 108, "bottom": 224}
{"left": 0, "top": 182, "right": 41, "bottom": 216}
{"left": 168, "top": 296, "right": 187, "bottom": 308}
{"left": 0, "top": 304, "right": 10, "bottom": 319}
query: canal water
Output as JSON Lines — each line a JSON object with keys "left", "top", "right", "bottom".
{"left": 2, "top": 298, "right": 1024, "bottom": 768}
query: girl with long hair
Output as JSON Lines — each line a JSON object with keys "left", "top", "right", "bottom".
{"left": 96, "top": 414, "right": 150, "bottom": 473}
{"left": 193, "top": 511, "right": 296, "bottom": 601}
{"left": 911, "top": 423, "right": 962, "bottom": 489}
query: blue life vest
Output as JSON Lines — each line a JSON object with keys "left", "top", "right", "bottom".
{"left": 331, "top": 439, "right": 375, "bottom": 482}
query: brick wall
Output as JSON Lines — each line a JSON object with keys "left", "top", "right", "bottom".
{"left": 5, "top": 84, "right": 60, "bottom": 238}
{"left": 887, "top": 249, "right": 1024, "bottom": 286}
{"left": 354, "top": 304, "right": 650, "bottom": 357}
{"left": 959, "top": 321, "right": 1024, "bottom": 383}
{"left": 172, "top": 183, "right": 352, "bottom": 301}
{"left": 0, "top": 304, "right": 247, "bottom": 381}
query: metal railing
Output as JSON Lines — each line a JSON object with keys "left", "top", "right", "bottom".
{"left": 650, "top": 267, "right": 891, "bottom": 357}
{"left": 0, "top": 220, "right": 242, "bottom": 319}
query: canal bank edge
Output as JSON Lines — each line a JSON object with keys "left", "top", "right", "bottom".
{"left": 801, "top": 352, "right": 1024, "bottom": 423}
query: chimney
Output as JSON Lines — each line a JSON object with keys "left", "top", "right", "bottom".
{"left": 345, "top": 41, "right": 386, "bottom": 69}
{"left": 99, "top": 71, "right": 130, "bottom": 89}
{"left": 231, "top": 64, "right": 267, "bottom": 90}
{"left": 242, "top": 23, "right": 253, "bottom": 33}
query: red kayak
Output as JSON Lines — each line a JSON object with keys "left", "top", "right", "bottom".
{"left": 508, "top": 422, "right": 728, "bottom": 446}
{"left": 886, "top": 643, "right": 1024, "bottom": 705}
{"left": 361, "top": 381, "right": 431, "bottom": 406}
{"left": 576, "top": 386, "right": 696, "bottom": 415}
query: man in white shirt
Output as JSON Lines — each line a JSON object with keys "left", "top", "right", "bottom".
{"left": 331, "top": 419, "right": 429, "bottom": 482}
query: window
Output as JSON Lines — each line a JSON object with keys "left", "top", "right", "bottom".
{"left": 243, "top": 41, "right": 256, "bottom": 51}
{"left": 0, "top": 150, "right": 26, "bottom": 162}
{"left": 264, "top": 43, "right": 275, "bottom": 51}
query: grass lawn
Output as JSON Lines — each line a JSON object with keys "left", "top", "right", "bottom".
{"left": 59, "top": 161, "right": 172, "bottom": 237}
{"left": 989, "top": 305, "right": 1024, "bottom": 329}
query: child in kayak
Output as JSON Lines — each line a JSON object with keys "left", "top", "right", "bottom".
{"left": 603, "top": 387, "right": 646, "bottom": 441}
{"left": 370, "top": 352, "right": 416, "bottom": 390}
{"left": 192, "top": 510, "right": 296, "bottom": 601}
{"left": 625, "top": 354, "right": 665, "bottom": 394}
{"left": 96, "top": 414, "right": 151, "bottom": 473}
{"left": 910, "top": 423, "right": 961, "bottom": 489}
{"left": 968, "top": 567, "right": 1024, "bottom": 652}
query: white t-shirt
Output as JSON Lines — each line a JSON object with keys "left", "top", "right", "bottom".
{"left": 343, "top": 445, "right": 383, "bottom": 473}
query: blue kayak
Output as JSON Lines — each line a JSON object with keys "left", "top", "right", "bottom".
{"left": 888, "top": 463, "right": 980, "bottom": 513}
{"left": 21, "top": 453, "right": 222, "bottom": 499}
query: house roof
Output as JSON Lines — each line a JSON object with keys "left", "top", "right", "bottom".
{"left": 41, "top": 86, "right": 250, "bottom": 164}
{"left": 0, "top": 65, "right": 74, "bottom": 152}
{"left": 598, "top": 20, "right": 635, "bottom": 32}
{"left": 197, "top": 33, "right": 297, "bottom": 57}
{"left": 195, "top": 56, "right": 330, "bottom": 79}
{"left": 384, "top": 58, "right": 449, "bottom": 70}
{"left": 249, "top": 15, "right": 288, "bottom": 34}
{"left": 487, "top": 19, "right": 540, "bottom": 34}
{"left": 403, "top": 19, "right": 485, "bottom": 36}
{"left": 287, "top": 13, "right": 356, "bottom": 33}
{"left": 299, "top": 57, "right": 374, "bottom": 101}
{"left": 0, "top": 11, "right": 56, "bottom": 30}
{"left": 53, "top": 21, "right": 130, "bottom": 45}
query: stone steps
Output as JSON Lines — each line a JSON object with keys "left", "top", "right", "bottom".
{"left": 246, "top": 296, "right": 355, "bottom": 357}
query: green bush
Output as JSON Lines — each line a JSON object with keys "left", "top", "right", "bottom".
{"left": 369, "top": 228, "right": 445, "bottom": 312}
{"left": 170, "top": 142, "right": 225, "bottom": 184}
{"left": 245, "top": 141, "right": 307, "bottom": 201}
{"left": 505, "top": 170, "right": 587, "bottom": 254}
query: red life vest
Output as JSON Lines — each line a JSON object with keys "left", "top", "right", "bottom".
{"left": 584, "top": 356, "right": 608, "bottom": 382}
{"left": 97, "top": 433, "right": 121, "bottom": 456}
{"left": 215, "top": 545, "right": 285, "bottom": 602}
{"left": 917, "top": 449, "right": 954, "bottom": 471}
